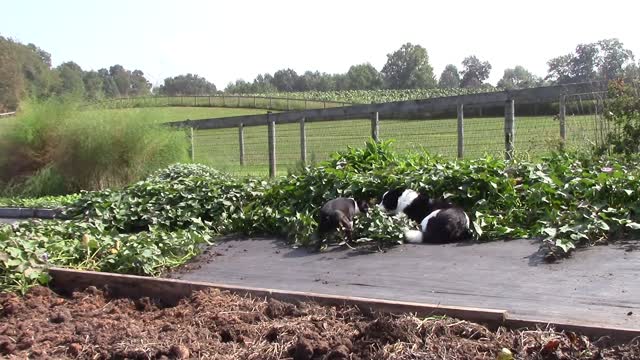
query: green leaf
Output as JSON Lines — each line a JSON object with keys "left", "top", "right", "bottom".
{"left": 542, "top": 228, "right": 557, "bottom": 238}
{"left": 626, "top": 222, "right": 640, "bottom": 230}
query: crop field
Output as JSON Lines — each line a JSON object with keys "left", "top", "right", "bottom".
{"left": 192, "top": 113, "right": 601, "bottom": 176}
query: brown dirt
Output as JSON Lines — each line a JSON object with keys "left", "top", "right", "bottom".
{"left": 0, "top": 286, "right": 638, "bottom": 359}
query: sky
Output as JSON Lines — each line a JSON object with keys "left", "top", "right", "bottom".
{"left": 3, "top": 0, "right": 639, "bottom": 89}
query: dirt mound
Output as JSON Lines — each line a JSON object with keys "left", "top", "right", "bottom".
{"left": 0, "top": 285, "right": 638, "bottom": 359}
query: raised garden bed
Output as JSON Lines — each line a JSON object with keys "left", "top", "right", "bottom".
{"left": 1, "top": 285, "right": 638, "bottom": 359}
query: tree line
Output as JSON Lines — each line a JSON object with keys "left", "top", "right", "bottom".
{"left": 1, "top": 35, "right": 638, "bottom": 112}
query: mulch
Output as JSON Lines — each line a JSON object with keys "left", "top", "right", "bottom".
{"left": 0, "top": 286, "right": 638, "bottom": 359}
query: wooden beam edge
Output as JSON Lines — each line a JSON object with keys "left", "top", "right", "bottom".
{"left": 48, "top": 267, "right": 640, "bottom": 343}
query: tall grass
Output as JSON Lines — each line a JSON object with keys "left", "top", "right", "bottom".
{"left": 0, "top": 98, "right": 190, "bottom": 196}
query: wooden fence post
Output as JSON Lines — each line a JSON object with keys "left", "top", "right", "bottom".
{"left": 300, "top": 117, "right": 307, "bottom": 164}
{"left": 559, "top": 95, "right": 567, "bottom": 148}
{"left": 208, "top": 96, "right": 211, "bottom": 106}
{"left": 239, "top": 123, "right": 245, "bottom": 166}
{"left": 222, "top": 95, "right": 226, "bottom": 107}
{"left": 267, "top": 112, "right": 276, "bottom": 178}
{"left": 371, "top": 112, "right": 379, "bottom": 142}
{"left": 254, "top": 96, "right": 257, "bottom": 108}
{"left": 504, "top": 100, "right": 515, "bottom": 160}
{"left": 457, "top": 103, "right": 464, "bottom": 159}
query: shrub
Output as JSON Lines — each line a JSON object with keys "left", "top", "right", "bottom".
{"left": 600, "top": 79, "right": 640, "bottom": 155}
{"left": 0, "top": 98, "right": 190, "bottom": 195}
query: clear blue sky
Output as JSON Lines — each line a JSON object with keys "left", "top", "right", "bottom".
{"left": 3, "top": 0, "right": 639, "bottom": 89}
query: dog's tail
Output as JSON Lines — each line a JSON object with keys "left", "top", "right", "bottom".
{"left": 404, "top": 229, "right": 424, "bottom": 243}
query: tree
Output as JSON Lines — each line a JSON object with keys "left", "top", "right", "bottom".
{"left": 497, "top": 66, "right": 541, "bottom": 89}
{"left": 545, "top": 38, "right": 635, "bottom": 84}
{"left": 130, "top": 70, "right": 151, "bottom": 96}
{"left": 109, "top": 65, "right": 131, "bottom": 97}
{"left": 381, "top": 43, "right": 436, "bottom": 89}
{"left": 460, "top": 56, "right": 492, "bottom": 88}
{"left": 98, "top": 68, "right": 120, "bottom": 98}
{"left": 252, "top": 73, "right": 276, "bottom": 93}
{"left": 438, "top": 64, "right": 460, "bottom": 88}
{"left": 598, "top": 39, "right": 635, "bottom": 81}
{"left": 158, "top": 74, "right": 216, "bottom": 95}
{"left": 225, "top": 79, "right": 253, "bottom": 94}
{"left": 624, "top": 62, "right": 640, "bottom": 79}
{"left": 272, "top": 69, "right": 298, "bottom": 91}
{"left": 26, "top": 43, "right": 51, "bottom": 68}
{"left": 83, "top": 71, "right": 104, "bottom": 100}
{"left": 55, "top": 61, "right": 85, "bottom": 96}
{"left": 0, "top": 39, "right": 22, "bottom": 111}
{"left": 346, "top": 63, "right": 382, "bottom": 90}
{"left": 546, "top": 54, "right": 573, "bottom": 84}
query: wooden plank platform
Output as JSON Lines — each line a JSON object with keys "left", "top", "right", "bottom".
{"left": 168, "top": 237, "right": 640, "bottom": 331}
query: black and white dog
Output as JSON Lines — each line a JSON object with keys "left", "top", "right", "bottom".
{"left": 378, "top": 188, "right": 472, "bottom": 244}
{"left": 316, "top": 197, "right": 369, "bottom": 246}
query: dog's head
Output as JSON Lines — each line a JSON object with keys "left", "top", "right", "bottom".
{"left": 356, "top": 199, "right": 370, "bottom": 214}
{"left": 377, "top": 188, "right": 406, "bottom": 213}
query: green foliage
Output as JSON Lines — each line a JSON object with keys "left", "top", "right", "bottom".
{"left": 600, "top": 79, "right": 640, "bottom": 155}
{"left": 497, "top": 66, "right": 542, "bottom": 90}
{"left": 234, "top": 87, "right": 495, "bottom": 104}
{"left": 461, "top": 56, "right": 492, "bottom": 88}
{"left": 0, "top": 218, "right": 213, "bottom": 293}
{"left": 4, "top": 142, "right": 640, "bottom": 293}
{"left": 65, "top": 164, "right": 267, "bottom": 233}
{"left": 0, "top": 194, "right": 80, "bottom": 208}
{"left": 157, "top": 73, "right": 217, "bottom": 96}
{"left": 346, "top": 63, "right": 383, "bottom": 90}
{"left": 381, "top": 43, "right": 437, "bottom": 89}
{"left": 0, "top": 36, "right": 153, "bottom": 111}
{"left": 546, "top": 38, "right": 635, "bottom": 84}
{"left": 0, "top": 98, "right": 190, "bottom": 195}
{"left": 438, "top": 65, "right": 461, "bottom": 89}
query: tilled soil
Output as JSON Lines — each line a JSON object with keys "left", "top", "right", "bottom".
{"left": 0, "top": 286, "right": 638, "bottom": 359}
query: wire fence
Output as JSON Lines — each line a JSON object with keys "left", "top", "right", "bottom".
{"left": 189, "top": 91, "right": 611, "bottom": 176}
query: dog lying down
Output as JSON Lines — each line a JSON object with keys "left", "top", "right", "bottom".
{"left": 315, "top": 197, "right": 369, "bottom": 247}
{"left": 378, "top": 188, "right": 472, "bottom": 244}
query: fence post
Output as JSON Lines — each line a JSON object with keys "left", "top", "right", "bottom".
{"left": 222, "top": 95, "right": 226, "bottom": 107}
{"left": 239, "top": 123, "right": 245, "bottom": 166}
{"left": 371, "top": 112, "right": 379, "bottom": 142}
{"left": 559, "top": 95, "right": 567, "bottom": 148}
{"left": 237, "top": 96, "right": 240, "bottom": 108}
{"left": 254, "top": 96, "right": 257, "bottom": 108}
{"left": 189, "top": 126, "right": 195, "bottom": 162}
{"left": 194, "top": 96, "right": 197, "bottom": 106}
{"left": 457, "top": 103, "right": 464, "bottom": 159}
{"left": 300, "top": 117, "right": 307, "bottom": 164}
{"left": 504, "top": 100, "right": 515, "bottom": 160}
{"left": 208, "top": 96, "right": 211, "bottom": 106}
{"left": 267, "top": 112, "right": 276, "bottom": 178}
